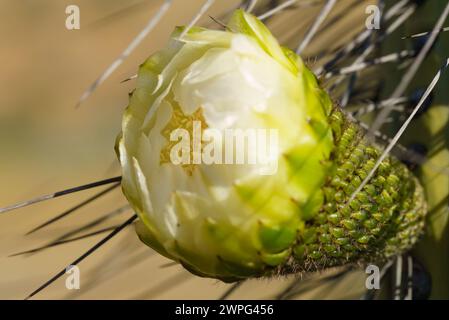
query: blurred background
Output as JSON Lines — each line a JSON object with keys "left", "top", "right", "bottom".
{"left": 1, "top": 0, "right": 447, "bottom": 299}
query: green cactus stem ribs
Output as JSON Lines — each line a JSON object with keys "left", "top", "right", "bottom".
{"left": 279, "top": 108, "right": 427, "bottom": 275}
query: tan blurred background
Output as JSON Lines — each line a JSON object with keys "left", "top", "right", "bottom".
{"left": 0, "top": 0, "right": 375, "bottom": 299}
